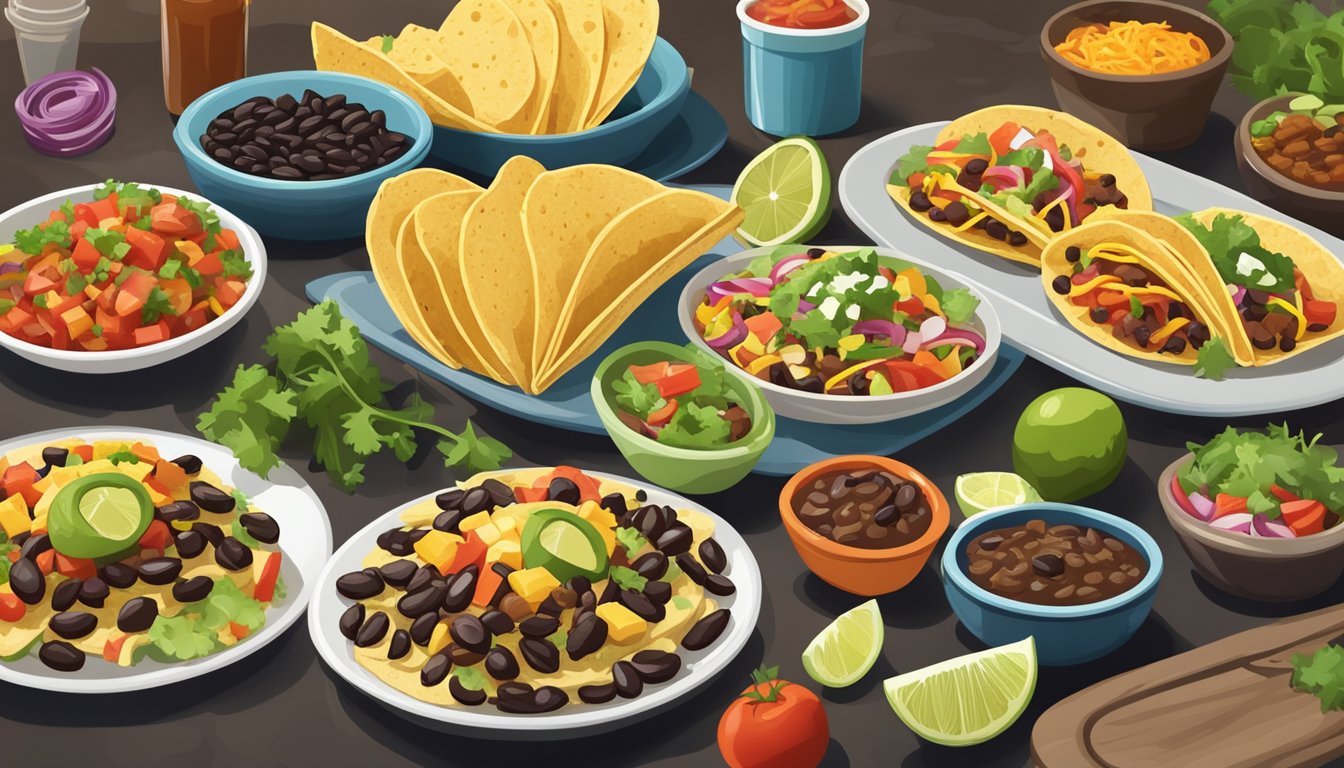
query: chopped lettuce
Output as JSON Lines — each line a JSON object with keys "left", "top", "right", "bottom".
{"left": 890, "top": 132, "right": 990, "bottom": 185}
{"left": 611, "top": 370, "right": 663, "bottom": 421}
{"left": 1175, "top": 213, "right": 1296, "bottom": 293}
{"left": 615, "top": 527, "right": 648, "bottom": 559}
{"left": 148, "top": 615, "right": 216, "bottom": 661}
{"left": 940, "top": 288, "right": 980, "bottom": 324}
{"left": 609, "top": 565, "right": 648, "bottom": 591}
{"left": 1178, "top": 423, "right": 1344, "bottom": 514}
{"left": 200, "top": 577, "right": 267, "bottom": 632}
{"left": 1194, "top": 336, "right": 1238, "bottom": 380}
{"left": 659, "top": 401, "right": 733, "bottom": 450}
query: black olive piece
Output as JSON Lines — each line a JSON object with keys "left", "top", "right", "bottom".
{"left": 192, "top": 522, "right": 225, "bottom": 548}
{"left": 215, "top": 538, "right": 253, "bottom": 571}
{"left": 1088, "top": 306, "right": 1110, "bottom": 324}
{"left": 943, "top": 201, "right": 970, "bottom": 227}
{"left": 169, "top": 454, "right": 202, "bottom": 475}
{"left": 173, "top": 575, "right": 215, "bottom": 603}
{"left": 386, "top": 629, "right": 411, "bottom": 661}
{"left": 632, "top": 551, "right": 668, "bottom": 580}
{"left": 51, "top": 579, "right": 82, "bottom": 611}
{"left": 421, "top": 653, "right": 452, "bottom": 687}
{"left": 682, "top": 609, "right": 731, "bottom": 651}
{"left": 1051, "top": 275, "right": 1071, "bottom": 295}
{"left": 355, "top": 611, "right": 390, "bottom": 647}
{"left": 578, "top": 683, "right": 617, "bottom": 704}
{"left": 697, "top": 538, "right": 727, "bottom": 574}
{"left": 520, "top": 637, "right": 561, "bottom": 673}
{"left": 600, "top": 493, "right": 629, "bottom": 519}
{"left": 239, "top": 513, "right": 280, "bottom": 544}
{"left": 117, "top": 597, "right": 160, "bottom": 633}
{"left": 459, "top": 487, "right": 493, "bottom": 515}
{"left": 39, "top": 641, "right": 85, "bottom": 672}
{"left": 629, "top": 650, "right": 681, "bottom": 684}
{"left": 339, "top": 603, "right": 366, "bottom": 641}
{"left": 49, "top": 611, "right": 98, "bottom": 640}
{"left": 644, "top": 580, "right": 672, "bottom": 605}
{"left": 99, "top": 562, "right": 139, "bottom": 589}
{"left": 20, "top": 533, "right": 52, "bottom": 561}
{"left": 433, "top": 509, "right": 464, "bottom": 533}
{"left": 480, "top": 609, "right": 514, "bottom": 636}
{"left": 479, "top": 478, "right": 515, "bottom": 507}
{"left": 612, "top": 660, "right": 643, "bottom": 698}
{"left": 409, "top": 613, "right": 437, "bottom": 646}
{"left": 41, "top": 446, "right": 69, "bottom": 467}
{"left": 10, "top": 559, "right": 44, "bottom": 605}
{"left": 635, "top": 490, "right": 648, "bottom": 502}
{"left": 450, "top": 614, "right": 491, "bottom": 654}
{"left": 450, "top": 676, "right": 488, "bottom": 705}
{"left": 137, "top": 557, "right": 183, "bottom": 586}
{"left": 566, "top": 614, "right": 608, "bottom": 661}
{"left": 1064, "top": 245, "right": 1082, "bottom": 263}
{"left": 189, "top": 481, "right": 236, "bottom": 513}
{"left": 704, "top": 574, "right": 736, "bottom": 597}
{"left": 675, "top": 554, "right": 709, "bottom": 586}
{"left": 397, "top": 582, "right": 446, "bottom": 619}
{"left": 379, "top": 559, "right": 418, "bottom": 588}
{"left": 546, "top": 477, "right": 581, "bottom": 505}
{"left": 442, "top": 566, "right": 477, "bottom": 613}
{"left": 654, "top": 524, "right": 694, "bottom": 556}
{"left": 156, "top": 501, "right": 200, "bottom": 523}
{"left": 77, "top": 578, "right": 109, "bottom": 609}
{"left": 520, "top": 615, "right": 560, "bottom": 638}
{"left": 435, "top": 488, "right": 465, "bottom": 512}
{"left": 485, "top": 646, "right": 521, "bottom": 680}
{"left": 405, "top": 565, "right": 437, "bottom": 595}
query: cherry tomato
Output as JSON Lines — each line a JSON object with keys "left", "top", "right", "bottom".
{"left": 718, "top": 666, "right": 829, "bottom": 768}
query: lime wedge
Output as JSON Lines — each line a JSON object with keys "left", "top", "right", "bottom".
{"left": 883, "top": 637, "right": 1037, "bottom": 747}
{"left": 540, "top": 520, "right": 597, "bottom": 571}
{"left": 954, "top": 472, "right": 1042, "bottom": 517}
{"left": 802, "top": 599, "right": 884, "bottom": 687}
{"left": 79, "top": 486, "right": 146, "bottom": 541}
{"left": 731, "top": 136, "right": 831, "bottom": 247}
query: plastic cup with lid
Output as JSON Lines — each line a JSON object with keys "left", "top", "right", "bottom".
{"left": 6, "top": 3, "right": 89, "bottom": 85}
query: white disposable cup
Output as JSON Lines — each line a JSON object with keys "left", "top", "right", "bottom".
{"left": 10, "top": 0, "right": 84, "bottom": 19}
{"left": 6, "top": 5, "right": 88, "bottom": 85}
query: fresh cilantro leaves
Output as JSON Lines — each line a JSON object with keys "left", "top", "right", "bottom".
{"left": 1292, "top": 643, "right": 1344, "bottom": 712}
{"left": 14, "top": 219, "right": 71, "bottom": 256}
{"left": 197, "top": 302, "right": 512, "bottom": 492}
{"left": 1194, "top": 336, "right": 1238, "bottom": 381}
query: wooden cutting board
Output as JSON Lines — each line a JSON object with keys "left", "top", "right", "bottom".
{"left": 1032, "top": 604, "right": 1344, "bottom": 768}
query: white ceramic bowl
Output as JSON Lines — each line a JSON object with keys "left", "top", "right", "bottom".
{"left": 308, "top": 470, "right": 762, "bottom": 739}
{"left": 0, "top": 184, "right": 266, "bottom": 373}
{"left": 0, "top": 427, "right": 332, "bottom": 694}
{"left": 678, "top": 245, "right": 1002, "bottom": 424}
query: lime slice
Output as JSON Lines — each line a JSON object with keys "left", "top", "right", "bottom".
{"left": 731, "top": 136, "right": 831, "bottom": 247}
{"left": 802, "top": 598, "right": 884, "bottom": 687}
{"left": 79, "top": 485, "right": 146, "bottom": 541}
{"left": 954, "top": 472, "right": 1042, "bottom": 517}
{"left": 540, "top": 520, "right": 597, "bottom": 571}
{"left": 883, "top": 637, "right": 1037, "bottom": 747}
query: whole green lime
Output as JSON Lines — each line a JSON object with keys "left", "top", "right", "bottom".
{"left": 1012, "top": 388, "right": 1127, "bottom": 502}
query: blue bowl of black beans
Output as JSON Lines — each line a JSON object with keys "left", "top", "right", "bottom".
{"left": 173, "top": 70, "right": 433, "bottom": 240}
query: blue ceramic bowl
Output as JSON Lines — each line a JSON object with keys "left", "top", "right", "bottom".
{"left": 429, "top": 37, "right": 690, "bottom": 179}
{"left": 942, "top": 503, "right": 1163, "bottom": 666}
{"left": 173, "top": 70, "right": 432, "bottom": 240}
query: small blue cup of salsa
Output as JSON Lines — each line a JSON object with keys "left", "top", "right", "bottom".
{"left": 737, "top": 0, "right": 868, "bottom": 137}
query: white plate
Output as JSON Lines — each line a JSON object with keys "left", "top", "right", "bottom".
{"left": 0, "top": 427, "right": 332, "bottom": 694}
{"left": 677, "top": 245, "right": 1003, "bottom": 424}
{"left": 308, "top": 470, "right": 762, "bottom": 739}
{"left": 840, "top": 122, "right": 1344, "bottom": 416}
{"left": 0, "top": 184, "right": 266, "bottom": 374}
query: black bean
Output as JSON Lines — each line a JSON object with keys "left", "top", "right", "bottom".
{"left": 632, "top": 552, "right": 668, "bottom": 580}
{"left": 189, "top": 481, "right": 235, "bottom": 513}
{"left": 676, "top": 554, "right": 709, "bottom": 586}
{"left": 51, "top": 579, "right": 82, "bottom": 612}
{"left": 600, "top": 493, "right": 629, "bottom": 519}
{"left": 644, "top": 580, "right": 672, "bottom": 605}
{"left": 629, "top": 650, "right": 681, "bottom": 683}
{"left": 480, "top": 609, "right": 514, "bottom": 636}
{"left": 520, "top": 637, "right": 561, "bottom": 673}
{"left": 682, "top": 609, "right": 731, "bottom": 651}
{"left": 405, "top": 564, "right": 438, "bottom": 594}
{"left": 77, "top": 577, "right": 109, "bottom": 609}
{"left": 387, "top": 629, "right": 411, "bottom": 661}
{"left": 704, "top": 574, "right": 736, "bottom": 597}
{"left": 985, "top": 219, "right": 1009, "bottom": 240}
{"left": 547, "top": 477, "right": 581, "bottom": 505}
{"left": 336, "top": 569, "right": 384, "bottom": 600}
{"left": 339, "top": 604, "right": 365, "bottom": 641}
{"left": 117, "top": 597, "right": 159, "bottom": 633}
{"left": 192, "top": 522, "right": 225, "bottom": 548}
{"left": 41, "top": 446, "right": 69, "bottom": 467}
{"left": 355, "top": 611, "right": 390, "bottom": 647}
{"left": 1008, "top": 230, "right": 1029, "bottom": 247}
{"left": 612, "top": 660, "right": 643, "bottom": 698}
{"left": 49, "top": 611, "right": 98, "bottom": 640}
{"left": 442, "top": 566, "right": 477, "bottom": 613}
{"left": 239, "top": 513, "right": 280, "bottom": 544}
{"left": 485, "top": 646, "right": 520, "bottom": 680}
{"left": 448, "top": 643, "right": 486, "bottom": 666}
{"left": 215, "top": 538, "right": 253, "bottom": 571}
{"left": 409, "top": 613, "right": 438, "bottom": 646}
{"left": 698, "top": 539, "right": 727, "bottom": 574}
{"left": 566, "top": 575, "right": 593, "bottom": 597}
{"left": 156, "top": 500, "right": 200, "bottom": 523}
{"left": 272, "top": 166, "right": 303, "bottom": 179}
{"left": 1065, "top": 245, "right": 1082, "bottom": 263}
{"left": 397, "top": 582, "right": 445, "bottom": 618}
{"left": 39, "top": 641, "right": 84, "bottom": 672}
{"left": 10, "top": 559, "right": 44, "bottom": 604}
{"left": 432, "top": 509, "right": 463, "bottom": 533}
{"left": 480, "top": 478, "right": 515, "bottom": 507}
{"left": 619, "top": 589, "right": 662, "bottom": 622}
{"left": 520, "top": 615, "right": 560, "bottom": 638}
{"left": 173, "top": 575, "right": 214, "bottom": 602}
{"left": 597, "top": 579, "right": 620, "bottom": 605}
{"left": 497, "top": 685, "right": 566, "bottom": 713}
{"left": 99, "top": 562, "right": 139, "bottom": 589}
{"left": 421, "top": 653, "right": 452, "bottom": 686}
{"left": 435, "top": 488, "right": 465, "bottom": 512}
{"left": 655, "top": 523, "right": 694, "bottom": 556}
{"left": 379, "top": 559, "right": 418, "bottom": 588}
{"left": 1051, "top": 275, "right": 1071, "bottom": 295}
{"left": 566, "top": 614, "right": 608, "bottom": 661}
{"left": 20, "top": 533, "right": 51, "bottom": 560}
{"left": 578, "top": 683, "right": 617, "bottom": 704}
{"left": 537, "top": 594, "right": 565, "bottom": 617}
{"left": 450, "top": 614, "right": 490, "bottom": 654}
{"left": 460, "top": 487, "right": 493, "bottom": 515}
{"left": 137, "top": 557, "right": 182, "bottom": 585}
{"left": 451, "top": 676, "right": 488, "bottom": 705}
{"left": 1031, "top": 554, "right": 1065, "bottom": 577}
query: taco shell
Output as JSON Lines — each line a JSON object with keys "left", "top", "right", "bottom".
{"left": 504, "top": 0, "right": 561, "bottom": 134}
{"left": 585, "top": 0, "right": 658, "bottom": 129}
{"left": 437, "top": 0, "right": 537, "bottom": 130}
{"left": 546, "top": 0, "right": 605, "bottom": 133}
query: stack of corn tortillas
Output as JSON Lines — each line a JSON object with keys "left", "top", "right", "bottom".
{"left": 312, "top": 0, "right": 659, "bottom": 135}
{"left": 366, "top": 161, "right": 743, "bottom": 393}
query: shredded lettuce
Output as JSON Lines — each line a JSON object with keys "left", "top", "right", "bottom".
{"left": 1178, "top": 423, "right": 1344, "bottom": 516}
{"left": 1175, "top": 213, "right": 1296, "bottom": 293}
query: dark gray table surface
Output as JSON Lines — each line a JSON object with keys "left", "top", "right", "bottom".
{"left": 3, "top": 1, "right": 1342, "bottom": 766}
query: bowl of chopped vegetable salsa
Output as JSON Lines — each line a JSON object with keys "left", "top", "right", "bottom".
{"left": 678, "top": 245, "right": 1001, "bottom": 424}
{"left": 592, "top": 341, "right": 775, "bottom": 495}
{"left": 1159, "top": 424, "right": 1344, "bottom": 602}
{"left": 0, "top": 180, "right": 264, "bottom": 374}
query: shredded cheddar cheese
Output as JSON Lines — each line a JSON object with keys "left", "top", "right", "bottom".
{"left": 1055, "top": 21, "right": 1212, "bottom": 76}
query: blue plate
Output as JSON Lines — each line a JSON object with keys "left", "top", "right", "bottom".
{"left": 306, "top": 185, "right": 1025, "bottom": 475}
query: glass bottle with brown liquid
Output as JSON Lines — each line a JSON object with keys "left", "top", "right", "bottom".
{"left": 161, "top": 0, "right": 249, "bottom": 114}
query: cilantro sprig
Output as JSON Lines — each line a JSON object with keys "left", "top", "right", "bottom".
{"left": 1292, "top": 643, "right": 1344, "bottom": 711}
{"left": 198, "top": 301, "right": 512, "bottom": 492}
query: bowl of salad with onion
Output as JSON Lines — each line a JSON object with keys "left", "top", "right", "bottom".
{"left": 678, "top": 245, "right": 1001, "bottom": 424}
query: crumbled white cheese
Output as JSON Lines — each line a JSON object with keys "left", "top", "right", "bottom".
{"left": 845, "top": 304, "right": 861, "bottom": 321}
{"left": 818, "top": 296, "right": 841, "bottom": 320}
{"left": 866, "top": 275, "right": 889, "bottom": 294}
{"left": 828, "top": 271, "right": 867, "bottom": 294}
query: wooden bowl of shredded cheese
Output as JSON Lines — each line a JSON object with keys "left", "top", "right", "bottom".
{"left": 1040, "top": 0, "right": 1233, "bottom": 151}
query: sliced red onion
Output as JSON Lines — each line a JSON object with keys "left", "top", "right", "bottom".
{"left": 981, "top": 165, "right": 1024, "bottom": 190}
{"left": 901, "top": 331, "right": 922, "bottom": 355}
{"left": 931, "top": 328, "right": 986, "bottom": 355}
{"left": 852, "top": 319, "right": 906, "bottom": 346}
{"left": 797, "top": 299, "right": 816, "bottom": 313}
{"left": 919, "top": 315, "right": 947, "bottom": 341}
{"left": 769, "top": 254, "right": 811, "bottom": 284}
{"left": 15, "top": 68, "right": 116, "bottom": 157}
{"left": 1251, "top": 514, "right": 1295, "bottom": 538}
{"left": 0, "top": 262, "right": 22, "bottom": 276}
{"left": 1229, "top": 284, "right": 1246, "bottom": 307}
{"left": 1184, "top": 491, "right": 1215, "bottom": 522}
{"left": 1208, "top": 513, "right": 1253, "bottom": 534}
{"left": 722, "top": 277, "right": 773, "bottom": 297}
{"left": 706, "top": 313, "right": 748, "bottom": 350}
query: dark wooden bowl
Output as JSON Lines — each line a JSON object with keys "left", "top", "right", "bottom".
{"left": 1235, "top": 94, "right": 1344, "bottom": 238}
{"left": 1041, "top": 0, "right": 1233, "bottom": 151}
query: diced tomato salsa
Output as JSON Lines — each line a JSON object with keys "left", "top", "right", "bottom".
{"left": 0, "top": 180, "right": 252, "bottom": 352}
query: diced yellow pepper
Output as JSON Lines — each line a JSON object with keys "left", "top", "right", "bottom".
{"left": 92, "top": 441, "right": 132, "bottom": 461}
{"left": 487, "top": 539, "right": 523, "bottom": 570}
{"left": 496, "top": 515, "right": 517, "bottom": 536}
{"left": 473, "top": 522, "right": 502, "bottom": 547}
{"left": 146, "top": 484, "right": 173, "bottom": 507}
{"left": 596, "top": 603, "right": 647, "bottom": 643}
{"left": 578, "top": 503, "right": 617, "bottom": 556}
{"left": 509, "top": 567, "right": 560, "bottom": 609}
{"left": 413, "top": 530, "right": 463, "bottom": 572}
{"left": 458, "top": 511, "right": 492, "bottom": 532}
{"left": 428, "top": 621, "right": 452, "bottom": 655}
{"left": 29, "top": 512, "right": 46, "bottom": 534}
{"left": 0, "top": 494, "right": 29, "bottom": 538}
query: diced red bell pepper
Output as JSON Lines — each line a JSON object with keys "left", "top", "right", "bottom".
{"left": 133, "top": 320, "right": 172, "bottom": 347}
{"left": 229, "top": 621, "right": 250, "bottom": 640}
{"left": 1305, "top": 300, "right": 1337, "bottom": 330}
{"left": 0, "top": 593, "right": 25, "bottom": 623}
{"left": 114, "top": 270, "right": 157, "bottom": 316}
{"left": 471, "top": 565, "right": 503, "bottom": 608}
{"left": 216, "top": 229, "right": 241, "bottom": 251}
{"left": 514, "top": 486, "right": 547, "bottom": 503}
{"left": 1270, "top": 484, "right": 1301, "bottom": 503}
{"left": 55, "top": 554, "right": 96, "bottom": 580}
{"left": 744, "top": 312, "right": 783, "bottom": 343}
{"left": 214, "top": 279, "right": 246, "bottom": 309}
{"left": 536, "top": 466, "right": 602, "bottom": 503}
{"left": 138, "top": 520, "right": 172, "bottom": 553}
{"left": 124, "top": 226, "right": 168, "bottom": 271}
{"left": 989, "top": 122, "right": 1022, "bottom": 157}
{"left": 253, "top": 551, "right": 282, "bottom": 602}
{"left": 35, "top": 549, "right": 55, "bottom": 575}
{"left": 883, "top": 360, "right": 945, "bottom": 390}
{"left": 629, "top": 362, "right": 670, "bottom": 385}
{"left": 443, "top": 530, "right": 487, "bottom": 576}
{"left": 655, "top": 363, "right": 701, "bottom": 399}
{"left": 194, "top": 253, "right": 224, "bottom": 278}
{"left": 896, "top": 297, "right": 926, "bottom": 316}
{"left": 149, "top": 203, "right": 201, "bottom": 236}
{"left": 70, "top": 238, "right": 101, "bottom": 271}
{"left": 1213, "top": 493, "right": 1249, "bottom": 519}
{"left": 70, "top": 444, "right": 92, "bottom": 463}
{"left": 647, "top": 399, "right": 678, "bottom": 427}
{"left": 2, "top": 463, "right": 42, "bottom": 508}
{"left": 103, "top": 634, "right": 129, "bottom": 662}
{"left": 1280, "top": 499, "right": 1327, "bottom": 536}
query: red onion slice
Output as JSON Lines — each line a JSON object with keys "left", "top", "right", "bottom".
{"left": 15, "top": 67, "right": 117, "bottom": 157}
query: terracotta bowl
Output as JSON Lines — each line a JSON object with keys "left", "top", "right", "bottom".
{"left": 1040, "top": 0, "right": 1233, "bottom": 151}
{"left": 779, "top": 455, "right": 949, "bottom": 596}
{"left": 1159, "top": 453, "right": 1344, "bottom": 602}
{"left": 1235, "top": 94, "right": 1344, "bottom": 239}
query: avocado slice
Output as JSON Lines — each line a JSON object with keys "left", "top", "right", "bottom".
{"left": 520, "top": 508, "right": 610, "bottom": 584}
{"left": 48, "top": 473, "right": 154, "bottom": 559}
